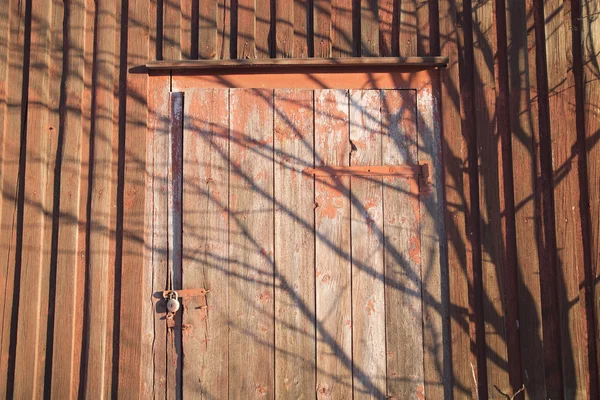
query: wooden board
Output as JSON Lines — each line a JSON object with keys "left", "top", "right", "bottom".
{"left": 544, "top": 0, "right": 592, "bottom": 397}
{"left": 163, "top": 0, "right": 182, "bottom": 60}
{"left": 378, "top": 0, "right": 398, "bottom": 56}
{"left": 399, "top": 0, "right": 417, "bottom": 56}
{"left": 181, "top": 88, "right": 229, "bottom": 398}
{"left": 199, "top": 0, "right": 218, "bottom": 59}
{"left": 273, "top": 89, "right": 316, "bottom": 398}
{"left": 471, "top": 0, "right": 511, "bottom": 395}
{"left": 0, "top": 0, "right": 28, "bottom": 395}
{"left": 381, "top": 89, "right": 424, "bottom": 399}
{"left": 506, "top": 0, "right": 547, "bottom": 397}
{"left": 349, "top": 90, "right": 386, "bottom": 399}
{"left": 237, "top": 0, "right": 272, "bottom": 59}
{"left": 50, "top": 0, "right": 89, "bottom": 396}
{"left": 314, "top": 89, "right": 352, "bottom": 398}
{"left": 13, "top": 0, "right": 55, "bottom": 396}
{"left": 360, "top": 0, "right": 378, "bottom": 56}
{"left": 228, "top": 88, "right": 275, "bottom": 398}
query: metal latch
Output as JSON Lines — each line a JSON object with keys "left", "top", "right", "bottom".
{"left": 160, "top": 288, "right": 210, "bottom": 322}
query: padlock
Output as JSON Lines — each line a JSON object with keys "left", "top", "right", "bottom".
{"left": 166, "top": 291, "right": 180, "bottom": 313}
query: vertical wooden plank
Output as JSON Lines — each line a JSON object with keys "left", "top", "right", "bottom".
{"left": 149, "top": 74, "right": 170, "bottom": 400}
{"left": 181, "top": 88, "right": 229, "bottom": 399}
{"left": 399, "top": 0, "right": 417, "bottom": 56}
{"left": 217, "top": 0, "right": 233, "bottom": 59}
{"left": 167, "top": 91, "right": 184, "bottom": 400}
{"left": 50, "top": 0, "right": 89, "bottom": 395}
{"left": 416, "top": 0, "right": 430, "bottom": 55}
{"left": 332, "top": 0, "right": 354, "bottom": 57}
{"left": 0, "top": 0, "right": 27, "bottom": 395}
{"left": 237, "top": 0, "right": 271, "bottom": 58}
{"left": 417, "top": 80, "right": 448, "bottom": 399}
{"left": 163, "top": 0, "right": 182, "bottom": 59}
{"left": 314, "top": 89, "right": 352, "bottom": 399}
{"left": 361, "top": 0, "right": 379, "bottom": 56}
{"left": 276, "top": 0, "right": 294, "bottom": 57}
{"left": 273, "top": 89, "right": 315, "bottom": 398}
{"left": 13, "top": 0, "right": 55, "bottom": 395}
{"left": 439, "top": 0, "right": 473, "bottom": 397}
{"left": 381, "top": 90, "right": 424, "bottom": 399}
{"left": 118, "top": 0, "right": 150, "bottom": 394}
{"left": 199, "top": 0, "right": 218, "bottom": 58}
{"left": 293, "top": 0, "right": 310, "bottom": 58}
{"left": 349, "top": 90, "right": 386, "bottom": 399}
{"left": 378, "top": 0, "right": 398, "bottom": 56}
{"left": 582, "top": 0, "right": 600, "bottom": 389}
{"left": 229, "top": 88, "right": 275, "bottom": 398}
{"left": 544, "top": 0, "right": 592, "bottom": 397}
{"left": 313, "top": 0, "right": 332, "bottom": 57}
{"left": 506, "top": 0, "right": 547, "bottom": 397}
{"left": 181, "top": 0, "right": 195, "bottom": 59}
{"left": 472, "top": 0, "right": 511, "bottom": 394}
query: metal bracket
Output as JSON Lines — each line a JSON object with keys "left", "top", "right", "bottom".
{"left": 161, "top": 288, "right": 209, "bottom": 298}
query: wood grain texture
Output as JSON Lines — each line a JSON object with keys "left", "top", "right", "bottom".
{"left": 313, "top": 0, "right": 332, "bottom": 57}
{"left": 118, "top": 0, "right": 150, "bottom": 395}
{"left": 314, "top": 89, "right": 352, "bottom": 399}
{"left": 581, "top": 0, "right": 600, "bottom": 390}
{"left": 181, "top": 88, "right": 229, "bottom": 399}
{"left": 506, "top": 0, "right": 546, "bottom": 397}
{"left": 332, "top": 0, "right": 354, "bottom": 57}
{"left": 217, "top": 0, "right": 233, "bottom": 59}
{"left": 273, "top": 89, "right": 315, "bottom": 398}
{"left": 0, "top": 0, "right": 27, "bottom": 395}
{"left": 360, "top": 0, "right": 379, "bottom": 56}
{"left": 544, "top": 0, "right": 591, "bottom": 397}
{"left": 50, "top": 0, "right": 90, "bottom": 396}
{"left": 237, "top": 0, "right": 271, "bottom": 59}
{"left": 199, "top": 0, "right": 218, "bottom": 58}
{"left": 13, "top": 0, "right": 55, "bottom": 396}
{"left": 349, "top": 90, "right": 386, "bottom": 399}
{"left": 83, "top": 0, "right": 120, "bottom": 396}
{"left": 180, "top": 0, "right": 194, "bottom": 58}
{"left": 438, "top": 0, "right": 472, "bottom": 397}
{"left": 378, "top": 0, "right": 399, "bottom": 56}
{"left": 472, "top": 0, "right": 511, "bottom": 394}
{"left": 417, "top": 77, "right": 448, "bottom": 400}
{"left": 399, "top": 0, "right": 417, "bottom": 56}
{"left": 381, "top": 89, "right": 424, "bottom": 399}
{"left": 276, "top": 0, "right": 294, "bottom": 57}
{"left": 163, "top": 0, "right": 182, "bottom": 59}
{"left": 228, "top": 88, "right": 275, "bottom": 398}
{"left": 293, "top": 0, "right": 310, "bottom": 58}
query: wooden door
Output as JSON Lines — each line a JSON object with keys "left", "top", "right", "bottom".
{"left": 152, "top": 83, "right": 441, "bottom": 399}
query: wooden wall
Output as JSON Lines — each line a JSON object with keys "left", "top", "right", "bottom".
{"left": 0, "top": 0, "right": 598, "bottom": 398}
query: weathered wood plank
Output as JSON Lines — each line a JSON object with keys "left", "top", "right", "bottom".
{"left": 378, "top": 0, "right": 398, "bottom": 56}
{"left": 399, "top": 0, "right": 417, "bottom": 56}
{"left": 181, "top": 0, "right": 195, "bottom": 59}
{"left": 544, "top": 0, "right": 593, "bottom": 397}
{"left": 332, "top": 0, "right": 354, "bottom": 57}
{"left": 506, "top": 0, "right": 547, "bottom": 397}
{"left": 199, "top": 0, "right": 218, "bottom": 59}
{"left": 471, "top": 0, "right": 511, "bottom": 394}
{"left": 581, "top": 0, "right": 600, "bottom": 390}
{"left": 256, "top": 0, "right": 272, "bottom": 58}
{"left": 181, "top": 88, "right": 229, "bottom": 399}
{"left": 275, "top": 0, "right": 294, "bottom": 57}
{"left": 0, "top": 0, "right": 27, "bottom": 395}
{"left": 360, "top": 0, "right": 379, "bottom": 56}
{"left": 313, "top": 0, "right": 332, "bottom": 57}
{"left": 314, "top": 89, "right": 352, "bottom": 399}
{"left": 118, "top": 0, "right": 150, "bottom": 394}
{"left": 229, "top": 88, "right": 275, "bottom": 398}
{"left": 50, "top": 0, "right": 89, "bottom": 396}
{"left": 381, "top": 89, "right": 424, "bottom": 399}
{"left": 217, "top": 0, "right": 233, "bottom": 59}
{"left": 349, "top": 89, "right": 386, "bottom": 399}
{"left": 293, "top": 0, "right": 310, "bottom": 58}
{"left": 163, "top": 0, "right": 182, "bottom": 59}
{"left": 438, "top": 0, "right": 473, "bottom": 397}
{"left": 416, "top": 0, "right": 430, "bottom": 55}
{"left": 237, "top": 0, "right": 271, "bottom": 58}
{"left": 13, "top": 0, "right": 55, "bottom": 395}
{"left": 273, "top": 89, "right": 315, "bottom": 398}
{"left": 148, "top": 74, "right": 170, "bottom": 400}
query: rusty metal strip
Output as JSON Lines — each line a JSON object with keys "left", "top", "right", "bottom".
{"left": 161, "top": 289, "right": 209, "bottom": 298}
